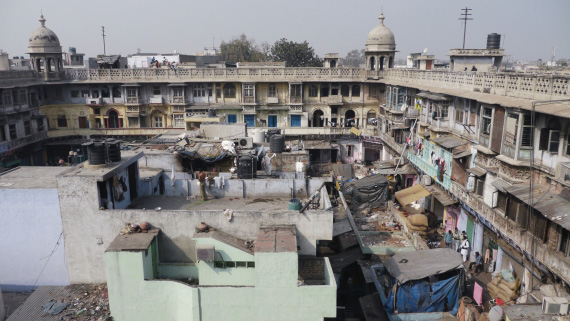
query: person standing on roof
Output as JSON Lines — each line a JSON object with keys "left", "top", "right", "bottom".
{"left": 198, "top": 171, "right": 208, "bottom": 201}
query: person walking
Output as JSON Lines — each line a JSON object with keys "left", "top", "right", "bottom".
{"left": 198, "top": 171, "right": 207, "bottom": 201}
{"left": 460, "top": 235, "right": 470, "bottom": 262}
{"left": 469, "top": 252, "right": 483, "bottom": 274}
{"left": 445, "top": 230, "right": 454, "bottom": 249}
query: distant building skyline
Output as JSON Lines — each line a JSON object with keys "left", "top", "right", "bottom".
{"left": 0, "top": 0, "right": 568, "bottom": 63}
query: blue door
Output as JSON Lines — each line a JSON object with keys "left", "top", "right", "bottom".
{"left": 227, "top": 114, "right": 237, "bottom": 123}
{"left": 290, "top": 115, "right": 301, "bottom": 127}
{"left": 244, "top": 115, "right": 255, "bottom": 127}
{"left": 268, "top": 115, "right": 277, "bottom": 127}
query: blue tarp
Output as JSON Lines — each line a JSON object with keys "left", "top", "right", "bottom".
{"left": 384, "top": 274, "right": 461, "bottom": 315}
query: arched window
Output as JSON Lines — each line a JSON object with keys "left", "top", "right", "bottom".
{"left": 369, "top": 57, "right": 375, "bottom": 70}
{"left": 48, "top": 58, "right": 56, "bottom": 72}
{"left": 341, "top": 85, "right": 350, "bottom": 97}
{"left": 345, "top": 110, "right": 356, "bottom": 127}
{"left": 107, "top": 110, "right": 119, "bottom": 128}
{"left": 379, "top": 57, "right": 385, "bottom": 70}
{"left": 223, "top": 83, "right": 236, "bottom": 98}
{"left": 389, "top": 56, "right": 394, "bottom": 68}
{"left": 313, "top": 109, "right": 324, "bottom": 127}
{"left": 352, "top": 85, "right": 360, "bottom": 97}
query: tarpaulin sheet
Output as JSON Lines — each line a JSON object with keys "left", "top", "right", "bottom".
{"left": 342, "top": 175, "right": 389, "bottom": 211}
{"left": 179, "top": 150, "right": 229, "bottom": 163}
{"left": 384, "top": 274, "right": 461, "bottom": 315}
{"left": 395, "top": 184, "right": 431, "bottom": 206}
{"left": 384, "top": 248, "right": 463, "bottom": 284}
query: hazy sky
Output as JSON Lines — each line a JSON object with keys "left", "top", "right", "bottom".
{"left": 1, "top": 0, "right": 568, "bottom": 62}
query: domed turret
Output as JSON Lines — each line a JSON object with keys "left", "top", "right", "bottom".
{"left": 365, "top": 13, "right": 396, "bottom": 52}
{"left": 28, "top": 15, "right": 63, "bottom": 80}
{"left": 364, "top": 12, "right": 397, "bottom": 74}
{"left": 28, "top": 15, "right": 62, "bottom": 54}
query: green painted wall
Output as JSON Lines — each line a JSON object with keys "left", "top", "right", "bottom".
{"left": 194, "top": 238, "right": 255, "bottom": 286}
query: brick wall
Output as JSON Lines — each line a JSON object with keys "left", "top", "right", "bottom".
{"left": 298, "top": 257, "right": 324, "bottom": 280}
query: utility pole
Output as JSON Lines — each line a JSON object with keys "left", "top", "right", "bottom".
{"left": 459, "top": 7, "right": 472, "bottom": 49}
{"left": 101, "top": 26, "right": 106, "bottom": 55}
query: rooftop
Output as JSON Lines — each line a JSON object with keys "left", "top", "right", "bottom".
{"left": 255, "top": 225, "right": 297, "bottom": 253}
{"left": 106, "top": 229, "right": 160, "bottom": 252}
{"left": 0, "top": 166, "right": 71, "bottom": 189}
{"left": 61, "top": 152, "right": 143, "bottom": 180}
{"left": 129, "top": 196, "right": 297, "bottom": 212}
{"left": 193, "top": 228, "right": 254, "bottom": 255}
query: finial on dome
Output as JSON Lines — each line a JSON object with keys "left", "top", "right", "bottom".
{"left": 39, "top": 14, "right": 46, "bottom": 27}
{"left": 379, "top": 12, "right": 385, "bottom": 25}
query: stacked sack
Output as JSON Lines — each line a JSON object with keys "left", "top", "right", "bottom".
{"left": 486, "top": 273, "right": 519, "bottom": 304}
{"left": 408, "top": 214, "right": 428, "bottom": 236}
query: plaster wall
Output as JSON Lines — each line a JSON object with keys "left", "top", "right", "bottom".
{"left": 0, "top": 189, "right": 70, "bottom": 291}
{"left": 194, "top": 238, "right": 255, "bottom": 286}
{"left": 58, "top": 175, "right": 332, "bottom": 284}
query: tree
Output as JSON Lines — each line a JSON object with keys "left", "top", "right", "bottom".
{"left": 219, "top": 34, "right": 268, "bottom": 62}
{"left": 340, "top": 49, "right": 365, "bottom": 67}
{"left": 270, "top": 38, "right": 322, "bottom": 67}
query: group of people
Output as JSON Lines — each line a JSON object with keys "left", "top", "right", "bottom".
{"left": 149, "top": 57, "right": 178, "bottom": 71}
{"left": 444, "top": 228, "right": 483, "bottom": 274}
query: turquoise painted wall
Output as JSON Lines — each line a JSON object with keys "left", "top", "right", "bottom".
{"left": 195, "top": 238, "right": 255, "bottom": 286}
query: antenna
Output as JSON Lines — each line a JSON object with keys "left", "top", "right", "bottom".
{"left": 458, "top": 7, "right": 473, "bottom": 49}
{"left": 101, "top": 26, "right": 106, "bottom": 55}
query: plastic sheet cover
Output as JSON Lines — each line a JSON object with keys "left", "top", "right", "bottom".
{"left": 342, "top": 175, "right": 389, "bottom": 211}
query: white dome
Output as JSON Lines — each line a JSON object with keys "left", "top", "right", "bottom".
{"left": 365, "top": 13, "right": 396, "bottom": 52}
{"left": 28, "top": 15, "right": 62, "bottom": 54}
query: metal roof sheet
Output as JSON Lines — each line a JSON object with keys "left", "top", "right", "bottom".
{"left": 467, "top": 166, "right": 487, "bottom": 177}
{"left": 504, "top": 184, "right": 570, "bottom": 229}
{"left": 422, "top": 184, "right": 459, "bottom": 206}
{"left": 491, "top": 178, "right": 512, "bottom": 193}
{"left": 431, "top": 136, "right": 469, "bottom": 149}
{"left": 383, "top": 248, "right": 464, "bottom": 284}
{"left": 453, "top": 150, "right": 473, "bottom": 159}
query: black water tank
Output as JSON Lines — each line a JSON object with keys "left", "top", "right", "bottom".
{"left": 83, "top": 140, "right": 106, "bottom": 165}
{"left": 270, "top": 135, "right": 285, "bottom": 153}
{"left": 486, "top": 33, "right": 501, "bottom": 49}
{"left": 207, "top": 108, "right": 216, "bottom": 118}
{"left": 237, "top": 155, "right": 257, "bottom": 179}
{"left": 106, "top": 139, "right": 122, "bottom": 162}
{"left": 265, "top": 129, "right": 281, "bottom": 142}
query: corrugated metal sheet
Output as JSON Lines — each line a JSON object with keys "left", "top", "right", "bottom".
{"left": 431, "top": 136, "right": 469, "bottom": 149}
{"left": 423, "top": 184, "right": 459, "bottom": 207}
{"left": 453, "top": 150, "right": 472, "bottom": 159}
{"left": 491, "top": 178, "right": 512, "bottom": 192}
{"left": 467, "top": 166, "right": 487, "bottom": 177}
{"left": 504, "top": 184, "right": 570, "bottom": 229}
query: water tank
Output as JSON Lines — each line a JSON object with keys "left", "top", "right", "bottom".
{"left": 207, "top": 108, "right": 216, "bottom": 118}
{"left": 69, "top": 47, "right": 77, "bottom": 54}
{"left": 265, "top": 129, "right": 281, "bottom": 142}
{"left": 288, "top": 198, "right": 302, "bottom": 210}
{"left": 83, "top": 140, "right": 106, "bottom": 165}
{"left": 270, "top": 135, "right": 285, "bottom": 153}
{"left": 106, "top": 139, "right": 121, "bottom": 162}
{"left": 237, "top": 155, "right": 257, "bottom": 179}
{"left": 253, "top": 130, "right": 265, "bottom": 144}
{"left": 486, "top": 33, "right": 501, "bottom": 49}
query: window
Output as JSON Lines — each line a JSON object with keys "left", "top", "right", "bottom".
{"left": 214, "top": 261, "right": 255, "bottom": 269}
{"left": 93, "top": 107, "right": 101, "bottom": 115}
{"left": 369, "top": 85, "right": 377, "bottom": 98}
{"left": 101, "top": 87, "right": 110, "bottom": 98}
{"left": 3, "top": 90, "right": 12, "bottom": 106}
{"left": 244, "top": 115, "right": 255, "bottom": 127}
{"left": 441, "top": 103, "right": 449, "bottom": 119}
{"left": 127, "top": 88, "right": 138, "bottom": 103}
{"left": 78, "top": 116, "right": 88, "bottom": 129}
{"left": 9, "top": 124, "right": 17, "bottom": 140}
{"left": 243, "top": 84, "right": 254, "bottom": 103}
{"left": 128, "top": 117, "right": 139, "bottom": 128}
{"left": 504, "top": 113, "right": 519, "bottom": 146}
{"left": 475, "top": 178, "right": 485, "bottom": 196}
{"left": 290, "top": 115, "right": 301, "bottom": 127}
{"left": 560, "top": 228, "right": 570, "bottom": 257}
{"left": 506, "top": 197, "right": 529, "bottom": 229}
{"left": 19, "top": 89, "right": 26, "bottom": 105}
{"left": 12, "top": 90, "right": 19, "bottom": 105}
{"left": 227, "top": 114, "right": 237, "bottom": 124}
{"left": 112, "top": 86, "right": 121, "bottom": 98}
{"left": 290, "top": 84, "right": 302, "bottom": 103}
{"left": 152, "top": 86, "right": 161, "bottom": 95}
{"left": 173, "top": 114, "right": 184, "bottom": 128}
{"left": 352, "top": 85, "right": 360, "bottom": 97}
{"left": 173, "top": 87, "right": 183, "bottom": 97}
{"left": 529, "top": 211, "right": 549, "bottom": 243}
{"left": 566, "top": 133, "right": 570, "bottom": 156}
{"left": 91, "top": 90, "right": 99, "bottom": 98}
{"left": 154, "top": 116, "right": 163, "bottom": 127}
{"left": 540, "top": 119, "right": 561, "bottom": 153}
{"left": 268, "top": 84, "right": 277, "bottom": 97}
{"left": 496, "top": 191, "right": 508, "bottom": 213}
{"left": 24, "top": 121, "right": 31, "bottom": 135}
{"left": 71, "top": 90, "right": 80, "bottom": 98}
{"left": 81, "top": 90, "right": 89, "bottom": 97}
{"left": 521, "top": 114, "right": 534, "bottom": 147}
{"left": 341, "top": 85, "right": 350, "bottom": 97}
{"left": 54, "top": 87, "right": 63, "bottom": 100}
{"left": 455, "top": 108, "right": 464, "bottom": 123}
{"left": 309, "top": 85, "right": 318, "bottom": 97}
{"left": 223, "top": 84, "right": 236, "bottom": 98}
{"left": 0, "top": 126, "right": 6, "bottom": 142}
{"left": 548, "top": 130, "right": 560, "bottom": 153}
{"left": 347, "top": 145, "right": 354, "bottom": 157}
{"left": 321, "top": 86, "right": 329, "bottom": 97}
{"left": 193, "top": 84, "right": 206, "bottom": 97}
{"left": 481, "top": 107, "right": 493, "bottom": 135}
{"left": 57, "top": 115, "right": 67, "bottom": 128}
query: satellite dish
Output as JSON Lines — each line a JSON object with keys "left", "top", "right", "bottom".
{"left": 488, "top": 306, "right": 503, "bottom": 321}
{"left": 423, "top": 48, "right": 429, "bottom": 54}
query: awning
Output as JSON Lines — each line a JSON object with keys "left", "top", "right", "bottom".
{"left": 453, "top": 150, "right": 472, "bottom": 159}
{"left": 431, "top": 136, "right": 469, "bottom": 149}
{"left": 395, "top": 184, "right": 431, "bottom": 206}
{"left": 416, "top": 92, "right": 454, "bottom": 101}
{"left": 504, "top": 184, "right": 570, "bottom": 229}
{"left": 422, "top": 184, "right": 458, "bottom": 206}
{"left": 467, "top": 166, "right": 487, "bottom": 177}
{"left": 491, "top": 178, "right": 512, "bottom": 193}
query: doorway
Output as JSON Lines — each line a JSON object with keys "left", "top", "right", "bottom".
{"left": 344, "top": 110, "right": 356, "bottom": 127}
{"left": 313, "top": 110, "right": 324, "bottom": 127}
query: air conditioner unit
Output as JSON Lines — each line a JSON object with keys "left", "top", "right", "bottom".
{"left": 233, "top": 137, "right": 253, "bottom": 148}
{"left": 196, "top": 244, "right": 215, "bottom": 262}
{"left": 542, "top": 297, "right": 569, "bottom": 315}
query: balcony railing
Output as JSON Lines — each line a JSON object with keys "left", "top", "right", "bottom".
{"left": 290, "top": 97, "right": 302, "bottom": 104}
{"left": 0, "top": 131, "right": 48, "bottom": 154}
{"left": 266, "top": 97, "right": 278, "bottom": 104}
{"left": 126, "top": 97, "right": 140, "bottom": 104}
{"left": 172, "top": 97, "right": 186, "bottom": 104}
{"left": 243, "top": 96, "right": 255, "bottom": 104}
{"left": 149, "top": 96, "right": 163, "bottom": 104}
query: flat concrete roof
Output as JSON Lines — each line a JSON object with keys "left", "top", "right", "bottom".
{"left": 61, "top": 153, "right": 143, "bottom": 181}
{"left": 139, "top": 168, "right": 163, "bottom": 180}
{"left": 0, "top": 166, "right": 71, "bottom": 189}
{"left": 129, "top": 196, "right": 297, "bottom": 212}
{"left": 106, "top": 228, "right": 159, "bottom": 252}
{"left": 255, "top": 225, "right": 297, "bottom": 253}
{"left": 193, "top": 229, "right": 254, "bottom": 255}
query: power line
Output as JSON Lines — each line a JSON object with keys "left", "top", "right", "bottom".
{"left": 32, "top": 231, "right": 64, "bottom": 288}
{"left": 459, "top": 7, "right": 473, "bottom": 49}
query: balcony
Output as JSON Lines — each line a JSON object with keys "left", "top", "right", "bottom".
{"left": 86, "top": 97, "right": 102, "bottom": 106}
{"left": 126, "top": 105, "right": 141, "bottom": 117}
{"left": 242, "top": 105, "right": 256, "bottom": 114}
{"left": 0, "top": 131, "right": 48, "bottom": 154}
{"left": 171, "top": 96, "right": 186, "bottom": 105}
{"left": 266, "top": 97, "right": 278, "bottom": 104}
{"left": 242, "top": 96, "right": 256, "bottom": 104}
{"left": 126, "top": 97, "right": 140, "bottom": 105}
{"left": 289, "top": 105, "right": 303, "bottom": 113}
